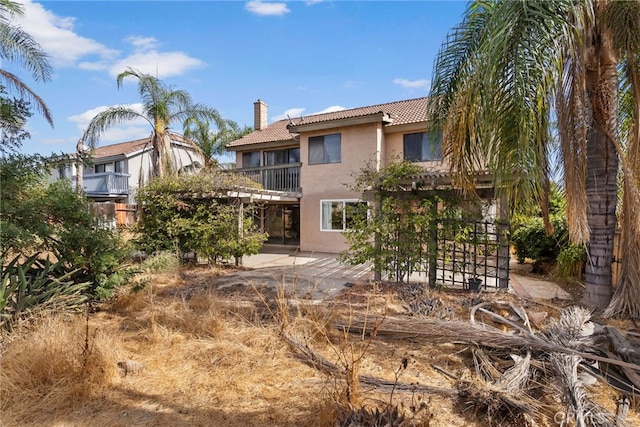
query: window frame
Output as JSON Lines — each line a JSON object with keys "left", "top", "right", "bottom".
{"left": 242, "top": 151, "right": 261, "bottom": 168}
{"left": 263, "top": 148, "right": 301, "bottom": 166}
{"left": 403, "top": 131, "right": 443, "bottom": 162}
{"left": 320, "top": 199, "right": 369, "bottom": 232}
{"left": 308, "top": 133, "right": 341, "bottom": 165}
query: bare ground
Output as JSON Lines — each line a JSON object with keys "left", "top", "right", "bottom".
{"left": 1, "top": 265, "right": 639, "bottom": 426}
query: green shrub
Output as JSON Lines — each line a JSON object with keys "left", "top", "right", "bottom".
{"left": 140, "top": 251, "right": 181, "bottom": 274}
{"left": 1, "top": 155, "right": 133, "bottom": 301}
{"left": 511, "top": 216, "right": 568, "bottom": 265}
{"left": 555, "top": 245, "right": 586, "bottom": 282}
{"left": 134, "top": 171, "right": 268, "bottom": 264}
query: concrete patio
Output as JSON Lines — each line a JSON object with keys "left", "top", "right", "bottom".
{"left": 213, "top": 245, "right": 573, "bottom": 301}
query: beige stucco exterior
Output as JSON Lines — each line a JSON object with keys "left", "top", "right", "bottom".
{"left": 227, "top": 97, "right": 498, "bottom": 254}
{"left": 299, "top": 123, "right": 382, "bottom": 252}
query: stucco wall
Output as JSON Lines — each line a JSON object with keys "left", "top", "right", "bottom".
{"left": 384, "top": 128, "right": 449, "bottom": 172}
{"left": 299, "top": 123, "right": 382, "bottom": 253}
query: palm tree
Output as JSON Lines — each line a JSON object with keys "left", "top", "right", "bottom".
{"left": 0, "top": 0, "right": 53, "bottom": 127}
{"left": 84, "top": 67, "right": 222, "bottom": 177}
{"left": 427, "top": 0, "right": 640, "bottom": 312}
{"left": 183, "top": 117, "right": 252, "bottom": 168}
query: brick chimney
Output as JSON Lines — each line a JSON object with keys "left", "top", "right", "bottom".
{"left": 254, "top": 99, "right": 268, "bottom": 130}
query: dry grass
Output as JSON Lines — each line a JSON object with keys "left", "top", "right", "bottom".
{"left": 1, "top": 266, "right": 638, "bottom": 426}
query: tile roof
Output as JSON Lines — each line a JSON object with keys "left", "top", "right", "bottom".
{"left": 226, "top": 119, "right": 294, "bottom": 148}
{"left": 226, "top": 97, "right": 428, "bottom": 148}
{"left": 91, "top": 136, "right": 152, "bottom": 158}
{"left": 90, "top": 132, "right": 191, "bottom": 159}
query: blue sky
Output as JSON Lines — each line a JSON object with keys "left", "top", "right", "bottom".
{"left": 6, "top": 0, "right": 467, "bottom": 158}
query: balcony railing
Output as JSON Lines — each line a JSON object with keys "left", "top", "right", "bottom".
{"left": 77, "top": 172, "right": 130, "bottom": 196}
{"left": 234, "top": 163, "right": 301, "bottom": 193}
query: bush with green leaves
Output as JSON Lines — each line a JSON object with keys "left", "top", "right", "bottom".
{"left": 1, "top": 155, "right": 132, "bottom": 300}
{"left": 510, "top": 216, "right": 569, "bottom": 265}
{"left": 134, "top": 170, "right": 267, "bottom": 264}
{"left": 340, "top": 159, "right": 483, "bottom": 283}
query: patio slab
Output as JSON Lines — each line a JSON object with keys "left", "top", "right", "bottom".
{"left": 215, "top": 245, "right": 573, "bottom": 302}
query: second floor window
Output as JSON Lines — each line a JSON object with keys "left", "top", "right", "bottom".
{"left": 242, "top": 151, "right": 260, "bottom": 168}
{"left": 309, "top": 133, "right": 341, "bottom": 165}
{"left": 115, "top": 160, "right": 126, "bottom": 173}
{"left": 264, "top": 148, "right": 300, "bottom": 166}
{"left": 403, "top": 132, "right": 443, "bottom": 162}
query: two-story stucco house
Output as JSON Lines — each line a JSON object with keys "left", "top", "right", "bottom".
{"left": 227, "top": 98, "right": 501, "bottom": 255}
{"left": 52, "top": 132, "right": 204, "bottom": 204}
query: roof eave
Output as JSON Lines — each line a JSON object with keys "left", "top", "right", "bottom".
{"left": 287, "top": 112, "right": 393, "bottom": 133}
{"left": 226, "top": 137, "right": 298, "bottom": 152}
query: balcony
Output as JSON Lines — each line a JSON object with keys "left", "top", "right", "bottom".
{"left": 78, "top": 172, "right": 130, "bottom": 197}
{"left": 234, "top": 163, "right": 301, "bottom": 193}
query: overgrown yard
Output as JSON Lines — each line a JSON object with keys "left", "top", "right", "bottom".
{"left": 2, "top": 266, "right": 639, "bottom": 426}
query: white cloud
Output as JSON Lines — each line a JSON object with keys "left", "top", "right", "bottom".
{"left": 126, "top": 36, "right": 160, "bottom": 51}
{"left": 108, "top": 51, "right": 205, "bottom": 79}
{"left": 88, "top": 125, "right": 152, "bottom": 145}
{"left": 272, "top": 107, "right": 305, "bottom": 122}
{"left": 272, "top": 105, "right": 347, "bottom": 122}
{"left": 245, "top": 1, "right": 290, "bottom": 16}
{"left": 11, "top": 0, "right": 118, "bottom": 67}
{"left": 9, "top": 1, "right": 204, "bottom": 79}
{"left": 68, "top": 103, "right": 150, "bottom": 143}
{"left": 313, "top": 105, "right": 346, "bottom": 115}
{"left": 392, "top": 78, "right": 430, "bottom": 89}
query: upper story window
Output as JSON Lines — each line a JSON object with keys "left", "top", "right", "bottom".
{"left": 95, "top": 163, "right": 107, "bottom": 173}
{"left": 403, "top": 132, "right": 443, "bottom": 162}
{"left": 309, "top": 133, "right": 341, "bottom": 165}
{"left": 94, "top": 161, "right": 124, "bottom": 174}
{"left": 242, "top": 151, "right": 260, "bottom": 168}
{"left": 115, "top": 160, "right": 126, "bottom": 173}
{"left": 264, "top": 148, "right": 300, "bottom": 166}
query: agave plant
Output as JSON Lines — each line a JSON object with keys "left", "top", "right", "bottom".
{"left": 1, "top": 253, "right": 90, "bottom": 329}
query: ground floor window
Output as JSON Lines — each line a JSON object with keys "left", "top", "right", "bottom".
{"left": 320, "top": 200, "right": 368, "bottom": 231}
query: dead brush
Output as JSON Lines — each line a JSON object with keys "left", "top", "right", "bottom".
{"left": 151, "top": 290, "right": 224, "bottom": 338}
{"left": 0, "top": 312, "right": 121, "bottom": 421}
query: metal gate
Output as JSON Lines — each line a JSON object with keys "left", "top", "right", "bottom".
{"left": 432, "top": 219, "right": 510, "bottom": 290}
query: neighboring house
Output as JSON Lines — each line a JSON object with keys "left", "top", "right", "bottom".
{"left": 51, "top": 132, "right": 204, "bottom": 204}
{"left": 226, "top": 98, "right": 501, "bottom": 255}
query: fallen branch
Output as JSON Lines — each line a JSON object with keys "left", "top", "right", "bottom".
{"left": 280, "top": 331, "right": 457, "bottom": 396}
{"left": 334, "top": 315, "right": 640, "bottom": 373}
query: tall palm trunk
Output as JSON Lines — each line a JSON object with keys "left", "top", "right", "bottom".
{"left": 584, "top": 119, "right": 618, "bottom": 307}
{"left": 152, "top": 124, "right": 172, "bottom": 178}
{"left": 583, "top": 7, "right": 619, "bottom": 308}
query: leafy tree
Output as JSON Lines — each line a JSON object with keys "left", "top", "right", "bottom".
{"left": 134, "top": 170, "right": 267, "bottom": 265}
{"left": 183, "top": 117, "right": 252, "bottom": 168}
{"left": 1, "top": 85, "right": 32, "bottom": 154}
{"left": 427, "top": 0, "right": 640, "bottom": 311}
{"left": 84, "top": 67, "right": 223, "bottom": 177}
{"left": 1, "top": 155, "right": 131, "bottom": 299}
{"left": 0, "top": 0, "right": 53, "bottom": 127}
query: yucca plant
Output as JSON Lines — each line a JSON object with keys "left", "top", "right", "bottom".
{"left": 1, "top": 253, "right": 90, "bottom": 329}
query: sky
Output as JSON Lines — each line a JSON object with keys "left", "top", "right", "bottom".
{"left": 5, "top": 0, "right": 468, "bottom": 159}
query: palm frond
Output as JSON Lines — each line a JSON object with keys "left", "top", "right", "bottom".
{"left": 604, "top": 0, "right": 640, "bottom": 57}
{"left": 0, "top": 24, "right": 52, "bottom": 83}
{"left": 84, "top": 106, "right": 149, "bottom": 148}
{"left": 0, "top": 68, "right": 52, "bottom": 126}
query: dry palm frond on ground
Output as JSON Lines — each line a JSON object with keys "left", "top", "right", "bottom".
{"left": 1, "top": 270, "right": 640, "bottom": 426}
